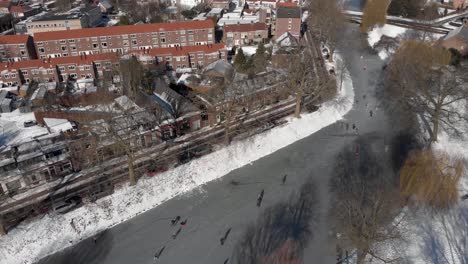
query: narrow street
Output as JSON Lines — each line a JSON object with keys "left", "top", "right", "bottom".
{"left": 38, "top": 25, "right": 398, "bottom": 264}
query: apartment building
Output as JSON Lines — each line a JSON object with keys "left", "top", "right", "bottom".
{"left": 223, "top": 22, "right": 268, "bottom": 46}
{"left": 0, "top": 53, "right": 119, "bottom": 85}
{"left": 34, "top": 20, "right": 215, "bottom": 59}
{"left": 0, "top": 35, "right": 37, "bottom": 62}
{"left": 131, "top": 43, "right": 227, "bottom": 70}
{"left": 275, "top": 6, "right": 301, "bottom": 39}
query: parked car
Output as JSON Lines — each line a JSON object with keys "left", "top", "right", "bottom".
{"left": 23, "top": 120, "right": 37, "bottom": 127}
{"left": 53, "top": 198, "right": 80, "bottom": 214}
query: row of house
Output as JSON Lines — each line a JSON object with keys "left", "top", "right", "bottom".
{"left": 0, "top": 19, "right": 216, "bottom": 62}
{"left": 0, "top": 43, "right": 227, "bottom": 87}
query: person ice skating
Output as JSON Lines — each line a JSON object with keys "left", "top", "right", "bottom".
{"left": 154, "top": 246, "right": 165, "bottom": 261}
{"left": 224, "top": 258, "right": 229, "bottom": 264}
{"left": 282, "top": 174, "right": 287, "bottom": 185}
{"left": 257, "top": 190, "right": 264, "bottom": 207}
{"left": 369, "top": 110, "right": 373, "bottom": 117}
{"left": 180, "top": 219, "right": 188, "bottom": 226}
{"left": 220, "top": 228, "right": 232, "bottom": 245}
{"left": 352, "top": 123, "right": 356, "bottom": 130}
{"left": 171, "top": 216, "right": 181, "bottom": 225}
{"left": 172, "top": 227, "right": 182, "bottom": 239}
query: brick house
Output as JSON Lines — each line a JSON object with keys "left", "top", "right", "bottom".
{"left": 0, "top": 53, "right": 119, "bottom": 85}
{"left": 442, "top": 25, "right": 468, "bottom": 55}
{"left": 0, "top": 35, "right": 37, "bottom": 62}
{"left": 275, "top": 6, "right": 301, "bottom": 39}
{"left": 130, "top": 43, "right": 227, "bottom": 71}
{"left": 34, "top": 20, "right": 215, "bottom": 59}
{"left": 223, "top": 22, "right": 268, "bottom": 46}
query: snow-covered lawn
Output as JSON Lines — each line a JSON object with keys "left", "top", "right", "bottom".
{"left": 0, "top": 56, "right": 354, "bottom": 264}
{"left": 0, "top": 110, "right": 49, "bottom": 147}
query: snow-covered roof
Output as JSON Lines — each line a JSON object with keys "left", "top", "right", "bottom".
{"left": 276, "top": 31, "right": 298, "bottom": 47}
{"left": 114, "top": 95, "right": 141, "bottom": 112}
{"left": 43, "top": 118, "right": 74, "bottom": 133}
{"left": 444, "top": 25, "right": 468, "bottom": 41}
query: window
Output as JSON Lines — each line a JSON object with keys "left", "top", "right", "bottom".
{"left": 60, "top": 40, "right": 66, "bottom": 44}
{"left": 32, "top": 69, "right": 38, "bottom": 75}
{"left": 180, "top": 30, "right": 185, "bottom": 34}
{"left": 159, "top": 32, "right": 166, "bottom": 36}
{"left": 101, "top": 42, "right": 107, "bottom": 47}
{"left": 68, "top": 39, "right": 75, "bottom": 43}
{"left": 122, "top": 34, "right": 128, "bottom": 39}
{"left": 62, "top": 53, "right": 69, "bottom": 57}
{"left": 79, "top": 66, "right": 84, "bottom": 71}
{"left": 38, "top": 47, "right": 45, "bottom": 53}
{"left": 176, "top": 57, "right": 180, "bottom": 62}
{"left": 85, "top": 65, "right": 91, "bottom": 70}
{"left": 19, "top": 44, "right": 25, "bottom": 48}
{"left": 37, "top": 41, "right": 43, "bottom": 46}
{"left": 288, "top": 25, "right": 292, "bottom": 30}
{"left": 29, "top": 174, "right": 39, "bottom": 184}
{"left": 105, "top": 62, "right": 112, "bottom": 66}
{"left": 131, "top": 40, "right": 137, "bottom": 45}
{"left": 21, "top": 70, "right": 28, "bottom": 76}
{"left": 58, "top": 66, "right": 65, "bottom": 71}
{"left": 61, "top": 46, "right": 67, "bottom": 51}
{"left": 100, "top": 36, "right": 107, "bottom": 41}
{"left": 187, "top": 30, "right": 193, "bottom": 34}
{"left": 3, "top": 74, "right": 9, "bottom": 79}
{"left": 91, "top": 37, "right": 98, "bottom": 41}
{"left": 6, "top": 180, "right": 21, "bottom": 192}
{"left": 92, "top": 43, "right": 99, "bottom": 49}
{"left": 165, "top": 56, "right": 171, "bottom": 61}
{"left": 70, "top": 46, "right": 77, "bottom": 50}
{"left": 198, "top": 53, "right": 204, "bottom": 59}
{"left": 130, "top": 34, "right": 136, "bottom": 38}
{"left": 152, "top": 38, "right": 158, "bottom": 44}
{"left": 188, "top": 35, "right": 194, "bottom": 41}
{"left": 123, "top": 40, "right": 129, "bottom": 46}
{"left": 160, "top": 38, "right": 166, "bottom": 43}
{"left": 68, "top": 65, "right": 76, "bottom": 70}
{"left": 95, "top": 63, "right": 101, "bottom": 68}
{"left": 70, "top": 73, "right": 77, "bottom": 78}
{"left": 20, "top": 50, "right": 26, "bottom": 55}
{"left": 10, "top": 73, "right": 16, "bottom": 78}
{"left": 181, "top": 36, "right": 186, "bottom": 42}
{"left": 288, "top": 18, "right": 292, "bottom": 23}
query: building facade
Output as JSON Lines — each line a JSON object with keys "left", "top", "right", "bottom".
{"left": 223, "top": 22, "right": 268, "bottom": 46}
{"left": 275, "top": 6, "right": 301, "bottom": 39}
{"left": 0, "top": 35, "right": 37, "bottom": 62}
{"left": 34, "top": 20, "right": 215, "bottom": 59}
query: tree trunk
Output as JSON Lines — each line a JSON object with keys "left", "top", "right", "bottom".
{"left": 0, "top": 217, "right": 6, "bottom": 236}
{"left": 431, "top": 108, "right": 440, "bottom": 142}
{"left": 356, "top": 250, "right": 367, "bottom": 264}
{"left": 224, "top": 109, "right": 232, "bottom": 145}
{"left": 294, "top": 94, "right": 302, "bottom": 118}
{"left": 127, "top": 154, "right": 137, "bottom": 186}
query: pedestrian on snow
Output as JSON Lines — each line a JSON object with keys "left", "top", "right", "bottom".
{"left": 180, "top": 219, "right": 188, "bottom": 226}
{"left": 224, "top": 258, "right": 229, "bottom": 264}
{"left": 370, "top": 110, "right": 373, "bottom": 117}
{"left": 352, "top": 123, "right": 356, "bottom": 130}
{"left": 154, "top": 246, "right": 165, "bottom": 261}
{"left": 282, "top": 175, "right": 287, "bottom": 185}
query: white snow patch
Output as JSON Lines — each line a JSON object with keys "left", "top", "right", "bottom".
{"left": 0, "top": 54, "right": 354, "bottom": 264}
{"left": 0, "top": 109, "right": 49, "bottom": 146}
{"left": 240, "top": 46, "right": 258, "bottom": 56}
{"left": 367, "top": 24, "right": 407, "bottom": 48}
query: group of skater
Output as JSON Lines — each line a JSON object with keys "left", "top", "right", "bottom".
{"left": 152, "top": 174, "right": 289, "bottom": 262}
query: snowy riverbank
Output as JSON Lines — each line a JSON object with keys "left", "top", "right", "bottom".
{"left": 0, "top": 55, "right": 354, "bottom": 264}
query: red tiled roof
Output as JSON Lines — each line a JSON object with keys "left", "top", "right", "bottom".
{"left": 130, "top": 43, "right": 226, "bottom": 57}
{"left": 9, "top": 5, "right": 32, "bottom": 13}
{"left": 35, "top": 20, "right": 215, "bottom": 42}
{"left": 276, "top": 2, "right": 297, "bottom": 7}
{"left": 224, "top": 22, "right": 267, "bottom": 32}
{"left": 0, "top": 34, "right": 29, "bottom": 45}
{"left": 0, "top": 53, "right": 119, "bottom": 70}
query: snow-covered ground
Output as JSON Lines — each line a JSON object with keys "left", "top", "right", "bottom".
{"left": 0, "top": 55, "right": 355, "bottom": 264}
{"left": 367, "top": 25, "right": 408, "bottom": 60}
{"left": 0, "top": 110, "right": 49, "bottom": 147}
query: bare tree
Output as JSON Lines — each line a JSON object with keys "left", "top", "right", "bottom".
{"left": 387, "top": 40, "right": 468, "bottom": 142}
{"left": 233, "top": 180, "right": 318, "bottom": 264}
{"left": 307, "top": 0, "right": 345, "bottom": 61}
{"left": 331, "top": 137, "right": 403, "bottom": 264}
{"left": 419, "top": 206, "right": 468, "bottom": 264}
{"left": 119, "top": 56, "right": 144, "bottom": 100}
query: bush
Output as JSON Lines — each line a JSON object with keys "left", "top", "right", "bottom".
{"left": 387, "top": 0, "right": 424, "bottom": 18}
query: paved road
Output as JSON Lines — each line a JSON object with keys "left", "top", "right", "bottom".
{"left": 38, "top": 25, "right": 396, "bottom": 264}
